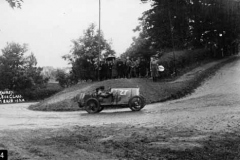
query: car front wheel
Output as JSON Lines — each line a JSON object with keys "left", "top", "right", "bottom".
{"left": 128, "top": 96, "right": 145, "bottom": 111}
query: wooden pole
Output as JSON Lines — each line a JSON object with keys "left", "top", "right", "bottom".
{"left": 167, "top": 0, "right": 177, "bottom": 75}
{"left": 98, "top": 0, "right": 101, "bottom": 81}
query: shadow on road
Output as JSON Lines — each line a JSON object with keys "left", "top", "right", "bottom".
{"left": 80, "top": 110, "right": 146, "bottom": 117}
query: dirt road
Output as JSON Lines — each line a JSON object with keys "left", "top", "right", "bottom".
{"left": 1, "top": 58, "right": 240, "bottom": 159}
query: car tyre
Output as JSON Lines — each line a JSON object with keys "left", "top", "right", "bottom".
{"left": 96, "top": 105, "right": 104, "bottom": 113}
{"left": 85, "top": 98, "right": 100, "bottom": 114}
{"left": 78, "top": 102, "right": 83, "bottom": 108}
{"left": 128, "top": 95, "right": 145, "bottom": 111}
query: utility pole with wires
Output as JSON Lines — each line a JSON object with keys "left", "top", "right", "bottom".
{"left": 98, "top": 0, "right": 101, "bottom": 81}
{"left": 167, "top": 0, "right": 177, "bottom": 76}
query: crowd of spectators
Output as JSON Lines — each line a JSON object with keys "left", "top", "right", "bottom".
{"left": 95, "top": 57, "right": 150, "bottom": 81}
{"left": 93, "top": 56, "right": 163, "bottom": 82}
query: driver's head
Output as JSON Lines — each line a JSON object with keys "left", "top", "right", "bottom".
{"left": 98, "top": 86, "right": 105, "bottom": 91}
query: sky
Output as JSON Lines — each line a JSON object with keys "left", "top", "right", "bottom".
{"left": 0, "top": 0, "right": 151, "bottom": 68}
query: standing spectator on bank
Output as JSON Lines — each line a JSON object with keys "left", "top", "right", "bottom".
{"left": 93, "top": 60, "right": 99, "bottom": 80}
{"left": 101, "top": 60, "right": 107, "bottom": 80}
{"left": 106, "top": 60, "right": 112, "bottom": 79}
{"left": 122, "top": 58, "right": 128, "bottom": 78}
{"left": 99, "top": 61, "right": 105, "bottom": 81}
{"left": 150, "top": 57, "right": 159, "bottom": 82}
{"left": 126, "top": 57, "right": 132, "bottom": 78}
{"left": 135, "top": 58, "right": 140, "bottom": 78}
{"left": 130, "top": 58, "right": 137, "bottom": 78}
{"left": 146, "top": 58, "right": 151, "bottom": 78}
{"left": 139, "top": 58, "right": 146, "bottom": 77}
{"left": 111, "top": 59, "right": 118, "bottom": 79}
{"left": 116, "top": 58, "right": 124, "bottom": 78}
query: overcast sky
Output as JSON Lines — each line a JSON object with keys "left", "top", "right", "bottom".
{"left": 0, "top": 0, "right": 150, "bottom": 68}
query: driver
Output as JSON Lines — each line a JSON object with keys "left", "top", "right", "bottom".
{"left": 96, "top": 86, "right": 113, "bottom": 98}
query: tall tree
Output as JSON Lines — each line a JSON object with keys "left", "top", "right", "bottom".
{"left": 139, "top": 0, "right": 240, "bottom": 56}
{"left": 63, "top": 23, "right": 115, "bottom": 81}
{"left": 0, "top": 42, "right": 47, "bottom": 91}
{"left": 122, "top": 29, "right": 153, "bottom": 60}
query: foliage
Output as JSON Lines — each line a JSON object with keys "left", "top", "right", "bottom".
{"left": 55, "top": 69, "right": 71, "bottom": 88}
{"left": 157, "top": 49, "right": 209, "bottom": 77}
{"left": 63, "top": 23, "right": 115, "bottom": 81}
{"left": 5, "top": 0, "right": 23, "bottom": 8}
{"left": 19, "top": 82, "right": 62, "bottom": 101}
{"left": 125, "top": 0, "right": 240, "bottom": 60}
{"left": 19, "top": 87, "right": 62, "bottom": 101}
{"left": 121, "top": 29, "right": 154, "bottom": 60}
{"left": 0, "top": 42, "right": 48, "bottom": 91}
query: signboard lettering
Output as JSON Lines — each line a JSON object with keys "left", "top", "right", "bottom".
{"left": 0, "top": 90, "right": 25, "bottom": 104}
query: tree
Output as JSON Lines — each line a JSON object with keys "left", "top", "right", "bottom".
{"left": 55, "top": 69, "right": 70, "bottom": 88}
{"left": 0, "top": 42, "right": 47, "bottom": 91}
{"left": 139, "top": 0, "right": 240, "bottom": 56}
{"left": 122, "top": 30, "right": 153, "bottom": 60}
{"left": 5, "top": 0, "right": 23, "bottom": 8}
{"left": 63, "top": 23, "right": 115, "bottom": 81}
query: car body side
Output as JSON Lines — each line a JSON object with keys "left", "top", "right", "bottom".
{"left": 78, "top": 88, "right": 140, "bottom": 107}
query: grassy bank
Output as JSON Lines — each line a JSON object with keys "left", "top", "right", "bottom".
{"left": 28, "top": 55, "right": 238, "bottom": 111}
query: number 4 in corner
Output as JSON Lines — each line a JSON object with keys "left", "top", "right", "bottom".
{"left": 0, "top": 150, "right": 8, "bottom": 160}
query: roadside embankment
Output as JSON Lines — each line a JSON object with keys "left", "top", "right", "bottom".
{"left": 29, "top": 55, "right": 239, "bottom": 111}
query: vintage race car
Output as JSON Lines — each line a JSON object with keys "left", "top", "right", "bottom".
{"left": 77, "top": 87, "right": 146, "bottom": 114}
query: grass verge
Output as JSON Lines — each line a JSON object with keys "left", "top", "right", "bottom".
{"left": 5, "top": 126, "right": 240, "bottom": 160}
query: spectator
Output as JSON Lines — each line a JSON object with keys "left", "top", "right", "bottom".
{"left": 146, "top": 58, "right": 151, "bottom": 78}
{"left": 106, "top": 61, "right": 112, "bottom": 79}
{"left": 150, "top": 57, "right": 159, "bottom": 82}
{"left": 111, "top": 59, "right": 118, "bottom": 79}
{"left": 135, "top": 58, "right": 140, "bottom": 78}
{"left": 101, "top": 60, "right": 107, "bottom": 80}
{"left": 139, "top": 58, "right": 147, "bottom": 77}
{"left": 116, "top": 58, "right": 124, "bottom": 78}
{"left": 126, "top": 57, "right": 132, "bottom": 78}
{"left": 130, "top": 58, "right": 137, "bottom": 78}
{"left": 99, "top": 61, "right": 105, "bottom": 81}
{"left": 122, "top": 58, "right": 128, "bottom": 78}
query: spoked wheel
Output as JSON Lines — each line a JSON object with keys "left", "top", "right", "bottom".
{"left": 85, "top": 98, "right": 100, "bottom": 114}
{"left": 96, "top": 105, "right": 104, "bottom": 113}
{"left": 128, "top": 96, "right": 145, "bottom": 111}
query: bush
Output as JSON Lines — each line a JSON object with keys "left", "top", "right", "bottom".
{"left": 55, "top": 69, "right": 70, "bottom": 88}
{"left": 19, "top": 87, "right": 62, "bottom": 101}
{"left": 158, "top": 49, "right": 210, "bottom": 77}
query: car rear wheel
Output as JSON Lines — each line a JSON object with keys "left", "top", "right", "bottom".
{"left": 128, "top": 96, "right": 145, "bottom": 111}
{"left": 96, "top": 105, "right": 104, "bottom": 113}
{"left": 85, "top": 98, "right": 100, "bottom": 114}
{"left": 78, "top": 102, "right": 83, "bottom": 108}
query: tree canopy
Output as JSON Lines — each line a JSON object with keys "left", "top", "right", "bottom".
{"left": 0, "top": 42, "right": 47, "bottom": 91}
{"left": 124, "top": 0, "right": 240, "bottom": 59}
{"left": 63, "top": 23, "right": 115, "bottom": 81}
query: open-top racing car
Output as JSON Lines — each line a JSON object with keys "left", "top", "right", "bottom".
{"left": 77, "top": 86, "right": 146, "bottom": 114}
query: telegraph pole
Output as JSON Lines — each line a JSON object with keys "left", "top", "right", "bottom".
{"left": 167, "top": 0, "right": 177, "bottom": 76}
{"left": 98, "top": 0, "right": 101, "bottom": 81}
